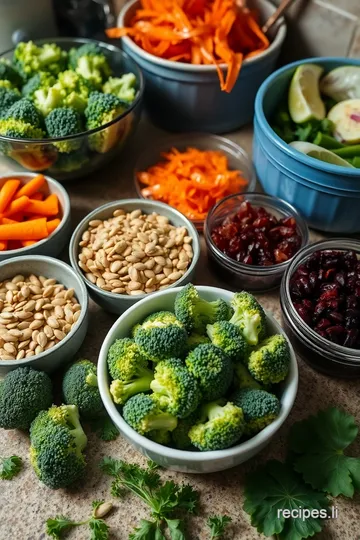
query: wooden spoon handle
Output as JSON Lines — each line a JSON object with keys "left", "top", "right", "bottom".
{"left": 262, "top": 0, "right": 296, "bottom": 34}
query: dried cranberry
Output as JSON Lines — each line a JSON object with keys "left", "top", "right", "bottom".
{"left": 316, "top": 318, "right": 332, "bottom": 330}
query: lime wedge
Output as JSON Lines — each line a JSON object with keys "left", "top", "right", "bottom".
{"left": 328, "top": 99, "right": 360, "bottom": 144}
{"left": 320, "top": 66, "right": 360, "bottom": 102}
{"left": 288, "top": 64, "right": 326, "bottom": 123}
{"left": 290, "top": 141, "right": 355, "bottom": 167}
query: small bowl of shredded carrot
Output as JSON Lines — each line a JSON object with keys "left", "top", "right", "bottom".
{"left": 134, "top": 133, "right": 256, "bottom": 229}
{"left": 0, "top": 173, "right": 71, "bottom": 261}
{"left": 109, "top": 0, "right": 286, "bottom": 132}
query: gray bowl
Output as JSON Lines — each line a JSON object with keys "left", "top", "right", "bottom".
{"left": 0, "top": 256, "right": 89, "bottom": 376}
{"left": 69, "top": 199, "right": 200, "bottom": 314}
{"left": 0, "top": 172, "right": 71, "bottom": 261}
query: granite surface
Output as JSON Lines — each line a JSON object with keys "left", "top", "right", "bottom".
{"left": 0, "top": 119, "right": 360, "bottom": 540}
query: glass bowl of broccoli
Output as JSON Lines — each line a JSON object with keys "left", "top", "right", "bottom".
{"left": 97, "top": 284, "right": 298, "bottom": 473}
{"left": 0, "top": 38, "right": 144, "bottom": 180}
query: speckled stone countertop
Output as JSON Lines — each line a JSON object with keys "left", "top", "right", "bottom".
{"left": 0, "top": 119, "right": 359, "bottom": 540}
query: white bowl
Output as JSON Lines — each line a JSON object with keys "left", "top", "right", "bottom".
{"left": 0, "top": 172, "right": 71, "bottom": 261}
{"left": 98, "top": 286, "right": 298, "bottom": 473}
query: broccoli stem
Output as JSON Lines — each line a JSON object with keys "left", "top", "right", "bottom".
{"left": 66, "top": 405, "right": 87, "bottom": 453}
{"left": 146, "top": 413, "right": 178, "bottom": 432}
{"left": 85, "top": 373, "right": 98, "bottom": 388}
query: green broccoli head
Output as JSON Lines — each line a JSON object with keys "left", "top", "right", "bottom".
{"left": 123, "top": 393, "right": 178, "bottom": 436}
{"left": 62, "top": 360, "right": 104, "bottom": 419}
{"left": 230, "top": 388, "right": 280, "bottom": 436}
{"left": 172, "top": 412, "right": 198, "bottom": 450}
{"left": 174, "top": 284, "right": 233, "bottom": 334}
{"left": 229, "top": 291, "right": 267, "bottom": 346}
{"left": 246, "top": 334, "right": 290, "bottom": 385}
{"left": 22, "top": 71, "right": 56, "bottom": 99}
{"left": 5, "top": 98, "right": 42, "bottom": 127}
{"left": 69, "top": 43, "right": 111, "bottom": 87}
{"left": 185, "top": 344, "right": 233, "bottom": 402}
{"left": 0, "top": 367, "right": 53, "bottom": 430}
{"left": 0, "top": 80, "right": 17, "bottom": 91}
{"left": 207, "top": 321, "right": 249, "bottom": 362}
{"left": 0, "top": 87, "right": 21, "bottom": 117}
{"left": 13, "top": 41, "right": 67, "bottom": 79}
{"left": 54, "top": 70, "right": 95, "bottom": 113}
{"left": 186, "top": 333, "right": 211, "bottom": 352}
{"left": 102, "top": 73, "right": 137, "bottom": 103}
{"left": 148, "top": 429, "right": 172, "bottom": 446}
{"left": 134, "top": 311, "right": 188, "bottom": 362}
{"left": 188, "top": 400, "right": 245, "bottom": 451}
{"left": 84, "top": 91, "right": 129, "bottom": 153}
{"left": 0, "top": 60, "right": 23, "bottom": 87}
{"left": 150, "top": 358, "right": 201, "bottom": 419}
{"left": 45, "top": 107, "right": 83, "bottom": 152}
{"left": 33, "top": 86, "right": 64, "bottom": 116}
{"left": 0, "top": 117, "right": 44, "bottom": 139}
{"left": 29, "top": 404, "right": 87, "bottom": 489}
{"left": 107, "top": 337, "right": 150, "bottom": 381}
{"left": 233, "top": 363, "right": 263, "bottom": 390}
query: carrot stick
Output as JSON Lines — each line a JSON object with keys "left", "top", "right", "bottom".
{"left": 21, "top": 240, "right": 37, "bottom": 247}
{"left": 3, "top": 196, "right": 30, "bottom": 218}
{"left": 47, "top": 218, "right": 61, "bottom": 234}
{"left": 0, "top": 180, "right": 20, "bottom": 213}
{"left": 30, "top": 192, "right": 44, "bottom": 201}
{"left": 7, "top": 213, "right": 24, "bottom": 222}
{"left": 0, "top": 218, "right": 48, "bottom": 241}
{"left": 0, "top": 241, "right": 7, "bottom": 251}
{"left": 2, "top": 217, "right": 17, "bottom": 224}
{"left": 25, "top": 194, "right": 59, "bottom": 217}
{"left": 14, "top": 175, "right": 45, "bottom": 199}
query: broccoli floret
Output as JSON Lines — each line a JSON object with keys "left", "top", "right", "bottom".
{"left": 54, "top": 70, "right": 95, "bottom": 113}
{"left": 188, "top": 400, "right": 245, "bottom": 451}
{"left": 0, "top": 60, "right": 23, "bottom": 87}
{"left": 134, "top": 311, "right": 188, "bottom": 362}
{"left": 148, "top": 429, "right": 172, "bottom": 446}
{"left": 69, "top": 43, "right": 111, "bottom": 87}
{"left": 0, "top": 87, "right": 20, "bottom": 117}
{"left": 84, "top": 91, "right": 128, "bottom": 153}
{"left": 0, "top": 117, "right": 44, "bottom": 139}
{"left": 0, "top": 80, "right": 17, "bottom": 91}
{"left": 172, "top": 412, "right": 198, "bottom": 450}
{"left": 50, "top": 149, "right": 88, "bottom": 173}
{"left": 30, "top": 404, "right": 87, "bottom": 489}
{"left": 0, "top": 367, "right": 53, "bottom": 430}
{"left": 62, "top": 360, "right": 104, "bottom": 419}
{"left": 102, "top": 73, "right": 137, "bottom": 103}
{"left": 13, "top": 41, "right": 67, "bottom": 80}
{"left": 107, "top": 338, "right": 150, "bottom": 381}
{"left": 229, "top": 291, "right": 267, "bottom": 346}
{"left": 246, "top": 334, "right": 290, "bottom": 385}
{"left": 185, "top": 344, "right": 233, "bottom": 402}
{"left": 22, "top": 71, "right": 56, "bottom": 99}
{"left": 175, "top": 283, "right": 233, "bottom": 334}
{"left": 231, "top": 388, "right": 280, "bottom": 436}
{"left": 207, "top": 321, "right": 249, "bottom": 362}
{"left": 233, "top": 363, "right": 263, "bottom": 390}
{"left": 5, "top": 98, "right": 42, "bottom": 127}
{"left": 150, "top": 358, "right": 200, "bottom": 419}
{"left": 186, "top": 333, "right": 211, "bottom": 352}
{"left": 123, "top": 393, "right": 178, "bottom": 436}
{"left": 110, "top": 376, "right": 153, "bottom": 405}
{"left": 45, "top": 107, "right": 82, "bottom": 152}
{"left": 33, "top": 85, "right": 64, "bottom": 116}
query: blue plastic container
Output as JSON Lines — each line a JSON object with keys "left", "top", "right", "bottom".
{"left": 253, "top": 57, "right": 360, "bottom": 234}
{"left": 118, "top": 0, "right": 286, "bottom": 133}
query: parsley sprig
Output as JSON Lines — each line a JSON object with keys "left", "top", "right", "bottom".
{"left": 100, "top": 457, "right": 199, "bottom": 539}
{"left": 207, "top": 515, "right": 232, "bottom": 539}
{"left": 46, "top": 500, "right": 111, "bottom": 539}
{"left": 0, "top": 455, "right": 22, "bottom": 480}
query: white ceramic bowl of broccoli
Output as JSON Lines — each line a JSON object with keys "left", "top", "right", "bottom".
{"left": 97, "top": 286, "right": 298, "bottom": 473}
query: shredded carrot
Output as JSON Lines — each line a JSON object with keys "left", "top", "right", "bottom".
{"left": 138, "top": 146, "right": 248, "bottom": 220}
{"left": 14, "top": 174, "right": 45, "bottom": 199}
{"left": 106, "top": 0, "right": 269, "bottom": 92}
{"left": 0, "top": 180, "right": 20, "bottom": 213}
{"left": 0, "top": 218, "right": 48, "bottom": 241}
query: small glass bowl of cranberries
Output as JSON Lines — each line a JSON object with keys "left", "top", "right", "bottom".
{"left": 281, "top": 239, "right": 360, "bottom": 378}
{"left": 204, "top": 193, "right": 309, "bottom": 292}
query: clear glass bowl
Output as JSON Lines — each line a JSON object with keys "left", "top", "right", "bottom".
{"left": 204, "top": 192, "right": 309, "bottom": 292}
{"left": 280, "top": 239, "right": 360, "bottom": 378}
{"left": 0, "top": 38, "right": 144, "bottom": 181}
{"left": 134, "top": 133, "right": 256, "bottom": 231}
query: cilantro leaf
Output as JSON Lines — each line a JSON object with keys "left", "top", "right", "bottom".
{"left": 46, "top": 516, "right": 78, "bottom": 539}
{"left": 289, "top": 407, "right": 360, "bottom": 498}
{"left": 91, "top": 416, "right": 119, "bottom": 441}
{"left": 0, "top": 455, "right": 22, "bottom": 480}
{"left": 165, "top": 518, "right": 186, "bottom": 540}
{"left": 207, "top": 515, "right": 232, "bottom": 539}
{"left": 100, "top": 456, "right": 124, "bottom": 477}
{"left": 89, "top": 517, "right": 109, "bottom": 540}
{"left": 129, "top": 519, "right": 165, "bottom": 540}
{"left": 244, "top": 460, "right": 329, "bottom": 540}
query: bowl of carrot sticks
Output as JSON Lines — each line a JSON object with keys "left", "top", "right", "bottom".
{"left": 134, "top": 133, "right": 256, "bottom": 229}
{"left": 0, "top": 173, "right": 71, "bottom": 260}
{"left": 109, "top": 0, "right": 286, "bottom": 133}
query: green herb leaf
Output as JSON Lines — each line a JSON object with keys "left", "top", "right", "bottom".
{"left": 165, "top": 518, "right": 186, "bottom": 540}
{"left": 289, "top": 407, "right": 360, "bottom": 498}
{"left": 46, "top": 516, "right": 78, "bottom": 539}
{"left": 129, "top": 519, "right": 164, "bottom": 540}
{"left": 207, "top": 515, "right": 232, "bottom": 539}
{"left": 0, "top": 455, "right": 22, "bottom": 480}
{"left": 147, "top": 460, "right": 160, "bottom": 471}
{"left": 89, "top": 517, "right": 109, "bottom": 540}
{"left": 100, "top": 456, "right": 124, "bottom": 477}
{"left": 91, "top": 416, "right": 119, "bottom": 441}
{"left": 244, "top": 460, "right": 329, "bottom": 540}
